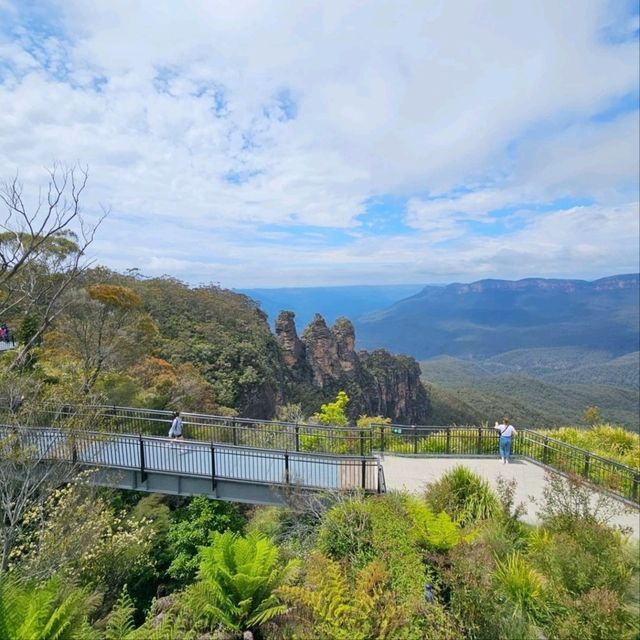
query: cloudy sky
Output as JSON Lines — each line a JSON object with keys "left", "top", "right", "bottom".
{"left": 0, "top": 1, "right": 638, "bottom": 287}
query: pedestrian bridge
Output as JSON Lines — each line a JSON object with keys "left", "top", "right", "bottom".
{"left": 1, "top": 403, "right": 638, "bottom": 511}
{"left": 0, "top": 426, "right": 383, "bottom": 505}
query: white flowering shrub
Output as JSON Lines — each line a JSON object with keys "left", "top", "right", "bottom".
{"left": 10, "top": 473, "right": 155, "bottom": 610}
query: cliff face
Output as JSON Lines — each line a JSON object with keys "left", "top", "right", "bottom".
{"left": 276, "top": 310, "right": 429, "bottom": 424}
{"left": 357, "top": 350, "right": 429, "bottom": 424}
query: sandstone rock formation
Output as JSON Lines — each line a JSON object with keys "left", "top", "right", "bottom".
{"left": 275, "top": 310, "right": 429, "bottom": 424}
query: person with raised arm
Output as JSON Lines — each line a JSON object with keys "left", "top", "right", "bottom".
{"left": 494, "top": 416, "right": 517, "bottom": 464}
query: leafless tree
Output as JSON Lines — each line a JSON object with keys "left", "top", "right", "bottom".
{"left": 0, "top": 164, "right": 106, "bottom": 370}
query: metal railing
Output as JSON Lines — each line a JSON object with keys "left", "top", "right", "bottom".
{"left": 1, "top": 402, "right": 638, "bottom": 504}
{"left": 517, "top": 429, "right": 639, "bottom": 504}
{"left": 0, "top": 425, "right": 382, "bottom": 494}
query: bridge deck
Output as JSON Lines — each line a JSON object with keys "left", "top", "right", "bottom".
{"left": 9, "top": 427, "right": 381, "bottom": 504}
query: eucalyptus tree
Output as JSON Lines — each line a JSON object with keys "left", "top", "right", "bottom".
{"left": 54, "top": 283, "right": 157, "bottom": 393}
{"left": 0, "top": 164, "right": 105, "bottom": 370}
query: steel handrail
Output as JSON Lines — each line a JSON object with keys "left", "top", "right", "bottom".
{"left": 1, "top": 402, "right": 637, "bottom": 502}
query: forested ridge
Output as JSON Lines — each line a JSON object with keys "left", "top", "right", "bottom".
{"left": 2, "top": 264, "right": 428, "bottom": 423}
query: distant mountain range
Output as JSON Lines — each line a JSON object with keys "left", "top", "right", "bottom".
{"left": 241, "top": 274, "right": 640, "bottom": 429}
{"left": 355, "top": 274, "right": 639, "bottom": 359}
{"left": 238, "top": 284, "right": 424, "bottom": 328}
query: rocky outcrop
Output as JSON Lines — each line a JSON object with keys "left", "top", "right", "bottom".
{"left": 334, "top": 317, "right": 358, "bottom": 374}
{"left": 275, "top": 311, "right": 429, "bottom": 424}
{"left": 275, "top": 311, "right": 305, "bottom": 367}
{"left": 357, "top": 350, "right": 429, "bottom": 423}
{"left": 300, "top": 314, "right": 342, "bottom": 385}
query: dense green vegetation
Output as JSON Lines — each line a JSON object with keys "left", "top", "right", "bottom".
{"left": 0, "top": 464, "right": 637, "bottom": 639}
{"left": 2, "top": 173, "right": 638, "bottom": 638}
{"left": 420, "top": 353, "right": 640, "bottom": 430}
{"left": 535, "top": 425, "right": 640, "bottom": 469}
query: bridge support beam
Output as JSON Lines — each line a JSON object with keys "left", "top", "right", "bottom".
{"left": 90, "top": 468, "right": 287, "bottom": 505}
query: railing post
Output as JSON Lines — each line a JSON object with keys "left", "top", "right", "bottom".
{"left": 72, "top": 436, "right": 78, "bottom": 464}
{"left": 284, "top": 451, "right": 290, "bottom": 484}
{"left": 139, "top": 435, "right": 147, "bottom": 483}
{"left": 543, "top": 436, "right": 549, "bottom": 465}
{"left": 477, "top": 427, "right": 482, "bottom": 454}
{"left": 380, "top": 425, "right": 385, "bottom": 452}
{"left": 360, "top": 430, "right": 365, "bottom": 457}
{"left": 413, "top": 425, "right": 418, "bottom": 454}
{"left": 446, "top": 427, "right": 451, "bottom": 454}
{"left": 210, "top": 445, "right": 216, "bottom": 492}
{"left": 632, "top": 474, "right": 639, "bottom": 503}
{"left": 361, "top": 459, "right": 366, "bottom": 490}
{"left": 583, "top": 453, "right": 591, "bottom": 480}
{"left": 232, "top": 420, "right": 238, "bottom": 446}
{"left": 295, "top": 424, "right": 300, "bottom": 452}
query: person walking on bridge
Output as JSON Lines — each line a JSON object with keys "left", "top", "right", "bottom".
{"left": 495, "top": 417, "right": 516, "bottom": 464}
{"left": 168, "top": 411, "right": 183, "bottom": 439}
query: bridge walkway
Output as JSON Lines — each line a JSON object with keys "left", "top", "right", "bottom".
{"left": 2, "top": 426, "right": 382, "bottom": 505}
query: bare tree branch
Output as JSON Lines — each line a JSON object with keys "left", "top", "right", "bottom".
{"left": 0, "top": 164, "right": 107, "bottom": 371}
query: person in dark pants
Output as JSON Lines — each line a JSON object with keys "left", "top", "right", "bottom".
{"left": 10, "top": 395, "right": 24, "bottom": 413}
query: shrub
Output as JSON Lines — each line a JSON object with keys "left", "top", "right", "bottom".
{"left": 443, "top": 541, "right": 506, "bottom": 640}
{"left": 547, "top": 587, "right": 638, "bottom": 640}
{"left": 538, "top": 425, "right": 640, "bottom": 470}
{"left": 492, "top": 553, "right": 548, "bottom": 625}
{"left": 166, "top": 496, "right": 245, "bottom": 587}
{"left": 279, "top": 552, "right": 407, "bottom": 640}
{"left": 367, "top": 494, "right": 428, "bottom": 604}
{"left": 316, "top": 497, "right": 374, "bottom": 566}
{"left": 424, "top": 466, "right": 501, "bottom": 526}
{"left": 536, "top": 471, "right": 630, "bottom": 533}
{"left": 403, "top": 495, "right": 464, "bottom": 551}
{"left": 528, "top": 523, "right": 635, "bottom": 597}
{"left": 312, "top": 391, "right": 350, "bottom": 427}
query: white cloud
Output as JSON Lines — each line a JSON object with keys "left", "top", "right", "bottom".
{"left": 0, "top": 0, "right": 637, "bottom": 286}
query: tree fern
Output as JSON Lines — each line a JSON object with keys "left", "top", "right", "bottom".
{"left": 0, "top": 574, "right": 96, "bottom": 640}
{"left": 104, "top": 587, "right": 137, "bottom": 640}
{"left": 183, "top": 530, "right": 299, "bottom": 634}
{"left": 279, "top": 552, "right": 406, "bottom": 639}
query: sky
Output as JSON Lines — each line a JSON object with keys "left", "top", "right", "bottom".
{"left": 0, "top": 0, "right": 638, "bottom": 288}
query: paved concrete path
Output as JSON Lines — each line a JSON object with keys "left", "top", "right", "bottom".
{"left": 381, "top": 455, "right": 640, "bottom": 538}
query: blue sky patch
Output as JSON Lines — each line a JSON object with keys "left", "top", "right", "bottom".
{"left": 356, "top": 194, "right": 416, "bottom": 236}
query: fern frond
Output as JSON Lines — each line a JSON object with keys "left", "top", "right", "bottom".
{"left": 104, "top": 586, "right": 136, "bottom": 640}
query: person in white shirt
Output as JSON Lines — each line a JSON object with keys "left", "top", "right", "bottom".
{"left": 168, "top": 411, "right": 183, "bottom": 439}
{"left": 494, "top": 417, "right": 517, "bottom": 464}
